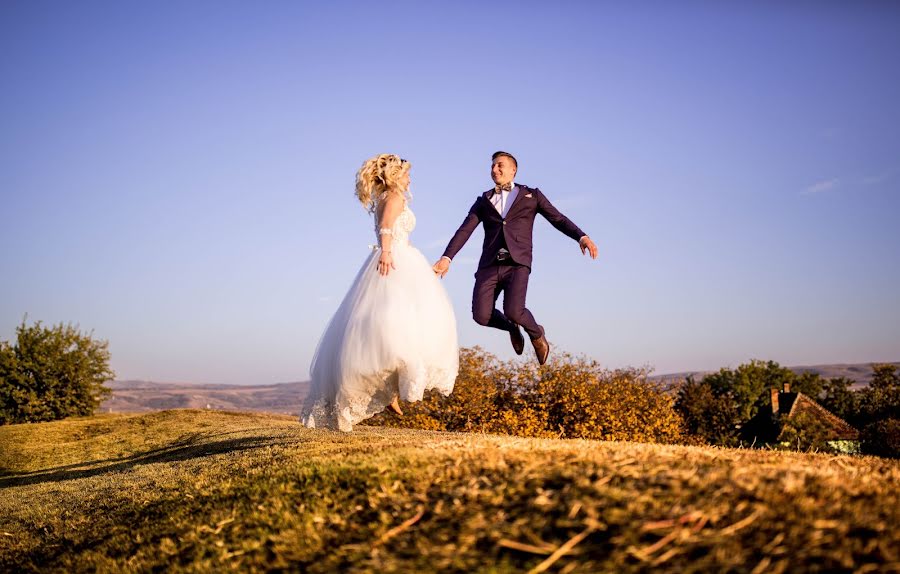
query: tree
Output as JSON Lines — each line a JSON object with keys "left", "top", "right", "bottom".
{"left": 700, "top": 360, "right": 800, "bottom": 444}
{"left": 858, "top": 364, "right": 900, "bottom": 422}
{"left": 675, "top": 376, "right": 738, "bottom": 446}
{"left": 703, "top": 361, "right": 789, "bottom": 425}
{"left": 818, "top": 376, "right": 859, "bottom": 425}
{"left": 674, "top": 360, "right": 828, "bottom": 446}
{"left": 860, "top": 418, "right": 900, "bottom": 459}
{"left": 855, "top": 364, "right": 900, "bottom": 458}
{"left": 0, "top": 319, "right": 114, "bottom": 425}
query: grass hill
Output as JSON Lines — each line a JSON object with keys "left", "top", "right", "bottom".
{"left": 1, "top": 410, "right": 898, "bottom": 572}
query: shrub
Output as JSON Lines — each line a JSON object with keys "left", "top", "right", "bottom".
{"left": 369, "top": 347, "right": 685, "bottom": 444}
{"left": 776, "top": 411, "right": 835, "bottom": 453}
{"left": 818, "top": 376, "right": 860, "bottom": 425}
{"left": 860, "top": 418, "right": 900, "bottom": 459}
{"left": 675, "top": 377, "right": 740, "bottom": 446}
{"left": 0, "top": 319, "right": 114, "bottom": 425}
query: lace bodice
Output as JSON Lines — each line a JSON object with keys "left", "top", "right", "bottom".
{"left": 374, "top": 201, "right": 415, "bottom": 246}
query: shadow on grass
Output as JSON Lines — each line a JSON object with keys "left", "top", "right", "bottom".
{"left": 0, "top": 432, "right": 290, "bottom": 488}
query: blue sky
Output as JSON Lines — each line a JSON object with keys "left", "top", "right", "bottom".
{"left": 1, "top": 1, "right": 898, "bottom": 384}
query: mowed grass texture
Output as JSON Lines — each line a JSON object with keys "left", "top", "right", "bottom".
{"left": 1, "top": 410, "right": 898, "bottom": 573}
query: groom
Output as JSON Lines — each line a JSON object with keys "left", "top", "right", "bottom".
{"left": 433, "top": 151, "right": 598, "bottom": 365}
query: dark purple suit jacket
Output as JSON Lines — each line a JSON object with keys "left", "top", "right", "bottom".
{"left": 442, "top": 184, "right": 586, "bottom": 269}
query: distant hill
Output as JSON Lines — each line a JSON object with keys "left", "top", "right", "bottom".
{"left": 650, "top": 361, "right": 900, "bottom": 389}
{"left": 103, "top": 362, "right": 897, "bottom": 416}
{"left": 101, "top": 380, "right": 310, "bottom": 416}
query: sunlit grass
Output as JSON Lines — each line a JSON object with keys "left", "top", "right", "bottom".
{"left": 1, "top": 409, "right": 898, "bottom": 572}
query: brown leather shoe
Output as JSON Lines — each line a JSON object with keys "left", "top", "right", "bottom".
{"left": 531, "top": 334, "right": 550, "bottom": 365}
{"left": 509, "top": 324, "right": 525, "bottom": 355}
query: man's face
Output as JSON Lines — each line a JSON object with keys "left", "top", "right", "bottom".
{"left": 491, "top": 156, "right": 516, "bottom": 186}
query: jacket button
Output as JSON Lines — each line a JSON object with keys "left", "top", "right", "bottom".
{"left": 502, "top": 221, "right": 506, "bottom": 225}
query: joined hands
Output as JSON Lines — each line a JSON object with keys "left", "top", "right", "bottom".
{"left": 432, "top": 257, "right": 450, "bottom": 278}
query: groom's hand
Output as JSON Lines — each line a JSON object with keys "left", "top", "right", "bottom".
{"left": 433, "top": 257, "right": 450, "bottom": 278}
{"left": 579, "top": 236, "right": 598, "bottom": 259}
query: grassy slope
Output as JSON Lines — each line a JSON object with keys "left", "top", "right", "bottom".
{"left": 1, "top": 410, "right": 898, "bottom": 573}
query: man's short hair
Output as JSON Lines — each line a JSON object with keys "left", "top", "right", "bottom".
{"left": 492, "top": 151, "right": 517, "bottom": 169}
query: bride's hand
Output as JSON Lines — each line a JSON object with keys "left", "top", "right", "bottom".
{"left": 378, "top": 251, "right": 395, "bottom": 276}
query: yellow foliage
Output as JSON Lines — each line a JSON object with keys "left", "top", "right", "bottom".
{"left": 369, "top": 347, "right": 686, "bottom": 444}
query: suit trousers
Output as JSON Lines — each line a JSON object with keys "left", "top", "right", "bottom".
{"left": 471, "top": 263, "right": 543, "bottom": 341}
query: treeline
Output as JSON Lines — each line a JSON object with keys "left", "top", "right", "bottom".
{"left": 676, "top": 360, "right": 899, "bottom": 457}
{"left": 2, "top": 318, "right": 897, "bottom": 459}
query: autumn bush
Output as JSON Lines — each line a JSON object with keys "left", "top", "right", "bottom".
{"left": 369, "top": 347, "right": 685, "bottom": 444}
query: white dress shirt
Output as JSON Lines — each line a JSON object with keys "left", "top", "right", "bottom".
{"left": 490, "top": 184, "right": 518, "bottom": 218}
{"left": 438, "top": 184, "right": 590, "bottom": 263}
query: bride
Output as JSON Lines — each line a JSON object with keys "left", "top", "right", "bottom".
{"left": 300, "top": 154, "right": 459, "bottom": 431}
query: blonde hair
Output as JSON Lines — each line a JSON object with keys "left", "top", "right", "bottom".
{"left": 355, "top": 154, "right": 411, "bottom": 213}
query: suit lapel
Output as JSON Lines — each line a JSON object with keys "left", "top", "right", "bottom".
{"left": 504, "top": 183, "right": 528, "bottom": 216}
{"left": 482, "top": 189, "right": 502, "bottom": 219}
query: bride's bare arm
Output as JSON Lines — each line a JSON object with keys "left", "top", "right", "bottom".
{"left": 376, "top": 194, "right": 404, "bottom": 276}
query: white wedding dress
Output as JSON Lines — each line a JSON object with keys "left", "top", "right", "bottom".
{"left": 300, "top": 198, "right": 459, "bottom": 431}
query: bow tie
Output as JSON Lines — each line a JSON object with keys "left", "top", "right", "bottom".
{"left": 495, "top": 183, "right": 513, "bottom": 193}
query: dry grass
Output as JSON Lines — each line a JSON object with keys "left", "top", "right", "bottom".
{"left": 1, "top": 409, "right": 898, "bottom": 573}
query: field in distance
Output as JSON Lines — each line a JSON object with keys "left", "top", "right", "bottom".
{"left": 102, "top": 380, "right": 311, "bottom": 415}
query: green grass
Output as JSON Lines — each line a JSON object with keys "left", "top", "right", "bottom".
{"left": 1, "top": 410, "right": 898, "bottom": 573}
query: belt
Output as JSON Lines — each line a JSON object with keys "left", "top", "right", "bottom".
{"left": 495, "top": 249, "right": 514, "bottom": 265}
